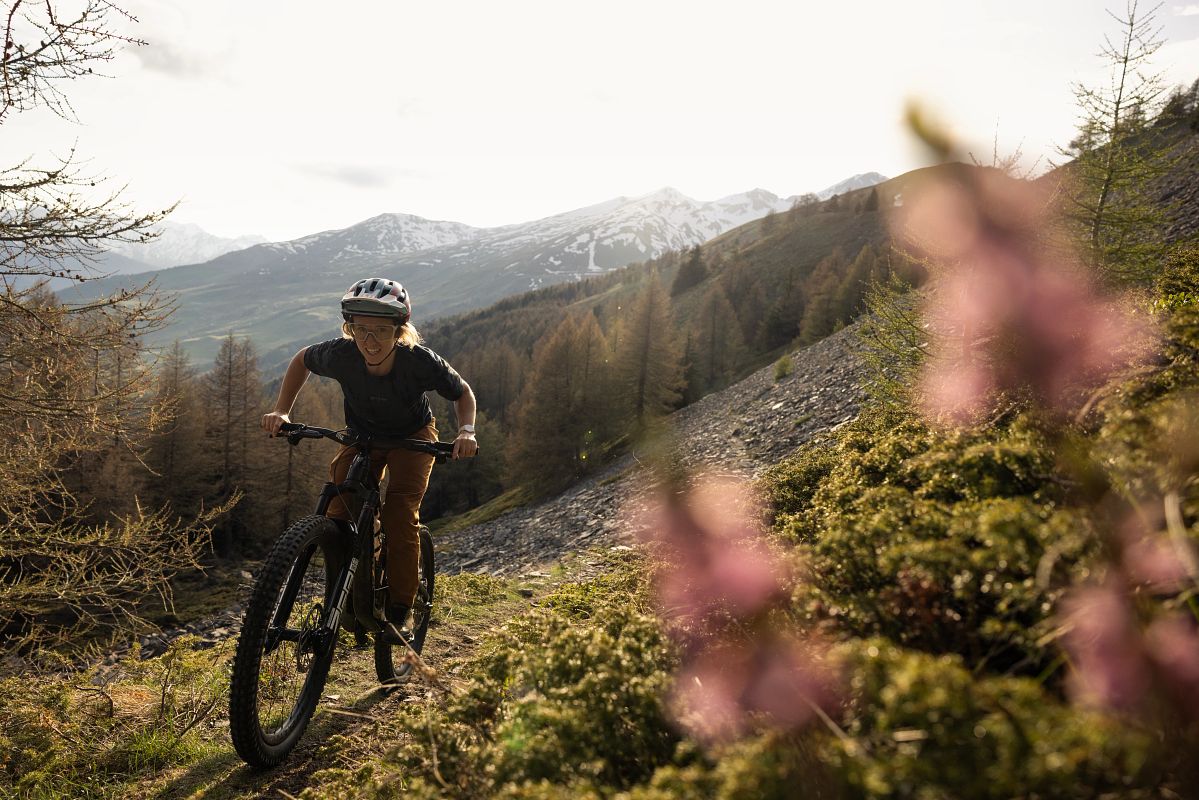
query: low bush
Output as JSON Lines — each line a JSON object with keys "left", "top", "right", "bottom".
{"left": 773, "top": 354, "right": 794, "bottom": 381}
{"left": 761, "top": 408, "right": 1093, "bottom": 674}
{"left": 827, "top": 639, "right": 1158, "bottom": 799}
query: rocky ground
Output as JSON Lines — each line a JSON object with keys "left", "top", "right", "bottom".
{"left": 437, "top": 322, "right": 869, "bottom": 577}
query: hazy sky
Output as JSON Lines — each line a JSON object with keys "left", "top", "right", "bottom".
{"left": 10, "top": 1, "right": 1199, "bottom": 241}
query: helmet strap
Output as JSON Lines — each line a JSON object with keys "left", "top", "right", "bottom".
{"left": 364, "top": 342, "right": 397, "bottom": 367}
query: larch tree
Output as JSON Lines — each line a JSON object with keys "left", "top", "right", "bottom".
{"left": 613, "top": 274, "right": 683, "bottom": 424}
{"left": 571, "top": 311, "right": 616, "bottom": 459}
{"left": 799, "top": 248, "right": 849, "bottom": 344}
{"left": 203, "top": 334, "right": 264, "bottom": 555}
{"left": 670, "top": 246, "right": 708, "bottom": 296}
{"left": 1059, "top": 0, "right": 1173, "bottom": 282}
{"left": 509, "top": 315, "right": 582, "bottom": 490}
{"left": 146, "top": 342, "right": 208, "bottom": 516}
{"left": 0, "top": 1, "right": 216, "bottom": 655}
{"left": 689, "top": 283, "right": 746, "bottom": 396}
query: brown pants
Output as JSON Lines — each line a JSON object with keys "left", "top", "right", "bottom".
{"left": 324, "top": 419, "right": 437, "bottom": 606}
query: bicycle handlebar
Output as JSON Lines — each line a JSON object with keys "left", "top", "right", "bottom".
{"left": 275, "top": 422, "right": 461, "bottom": 462}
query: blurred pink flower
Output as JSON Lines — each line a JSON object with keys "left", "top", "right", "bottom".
{"left": 1063, "top": 583, "right": 1199, "bottom": 724}
{"left": 1061, "top": 584, "right": 1151, "bottom": 713}
{"left": 1121, "top": 527, "right": 1192, "bottom": 592}
{"left": 894, "top": 168, "right": 1152, "bottom": 423}
{"left": 672, "top": 639, "right": 837, "bottom": 745}
{"left": 640, "top": 476, "right": 840, "bottom": 744}
{"left": 1145, "top": 615, "right": 1199, "bottom": 722}
{"left": 642, "top": 478, "right": 785, "bottom": 623}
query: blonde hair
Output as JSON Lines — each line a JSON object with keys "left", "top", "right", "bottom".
{"left": 341, "top": 321, "right": 424, "bottom": 348}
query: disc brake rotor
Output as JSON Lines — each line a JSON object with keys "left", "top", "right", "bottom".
{"left": 294, "top": 603, "right": 324, "bottom": 672}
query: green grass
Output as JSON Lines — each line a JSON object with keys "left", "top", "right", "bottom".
{"left": 438, "top": 573, "right": 523, "bottom": 625}
{"left": 428, "top": 486, "right": 534, "bottom": 534}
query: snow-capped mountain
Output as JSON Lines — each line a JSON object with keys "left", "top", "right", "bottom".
{"left": 106, "top": 221, "right": 267, "bottom": 270}
{"left": 249, "top": 188, "right": 791, "bottom": 280}
{"left": 416, "top": 186, "right": 793, "bottom": 283}
{"left": 66, "top": 179, "right": 863, "bottom": 364}
{"left": 815, "top": 172, "right": 887, "bottom": 200}
{"left": 263, "top": 213, "right": 481, "bottom": 261}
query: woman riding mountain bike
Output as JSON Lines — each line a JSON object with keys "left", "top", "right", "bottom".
{"left": 260, "top": 277, "right": 478, "bottom": 642}
{"left": 230, "top": 278, "right": 477, "bottom": 767}
{"left": 229, "top": 423, "right": 449, "bottom": 766}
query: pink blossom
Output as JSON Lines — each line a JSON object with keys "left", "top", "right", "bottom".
{"left": 642, "top": 478, "right": 785, "bottom": 622}
{"left": 894, "top": 168, "right": 1152, "bottom": 423}
{"left": 639, "top": 476, "right": 841, "bottom": 744}
{"left": 1061, "top": 584, "right": 1151, "bottom": 713}
{"left": 1121, "top": 526, "right": 1192, "bottom": 592}
{"left": 1145, "top": 614, "right": 1199, "bottom": 722}
{"left": 670, "top": 637, "right": 837, "bottom": 745}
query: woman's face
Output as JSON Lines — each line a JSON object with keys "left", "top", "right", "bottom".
{"left": 348, "top": 315, "right": 398, "bottom": 361}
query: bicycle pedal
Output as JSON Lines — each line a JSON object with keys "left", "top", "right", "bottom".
{"left": 377, "top": 622, "right": 412, "bottom": 646}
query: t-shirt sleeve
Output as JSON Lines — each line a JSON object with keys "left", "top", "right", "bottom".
{"left": 302, "top": 338, "right": 347, "bottom": 379}
{"left": 413, "top": 345, "right": 466, "bottom": 401}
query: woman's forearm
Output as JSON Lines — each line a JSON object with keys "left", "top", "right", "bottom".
{"left": 454, "top": 382, "right": 477, "bottom": 429}
{"left": 273, "top": 348, "right": 311, "bottom": 414}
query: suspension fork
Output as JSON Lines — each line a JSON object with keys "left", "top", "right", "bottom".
{"left": 321, "top": 490, "right": 381, "bottom": 636}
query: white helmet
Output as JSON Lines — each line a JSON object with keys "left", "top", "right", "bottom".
{"left": 340, "top": 278, "right": 411, "bottom": 324}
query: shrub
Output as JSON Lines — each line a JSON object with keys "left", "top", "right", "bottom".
{"left": 0, "top": 639, "right": 226, "bottom": 798}
{"left": 773, "top": 354, "right": 794, "bottom": 381}
{"left": 827, "top": 639, "right": 1158, "bottom": 799}
{"left": 761, "top": 407, "right": 1094, "bottom": 673}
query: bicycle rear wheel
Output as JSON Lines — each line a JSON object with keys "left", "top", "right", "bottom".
{"left": 229, "top": 515, "right": 341, "bottom": 767}
{"left": 375, "top": 525, "right": 435, "bottom": 686}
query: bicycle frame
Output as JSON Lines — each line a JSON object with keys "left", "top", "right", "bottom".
{"left": 265, "top": 425, "right": 454, "bottom": 652}
{"left": 265, "top": 445, "right": 379, "bottom": 656}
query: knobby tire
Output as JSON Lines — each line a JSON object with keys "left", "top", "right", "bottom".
{"left": 229, "top": 515, "right": 340, "bottom": 767}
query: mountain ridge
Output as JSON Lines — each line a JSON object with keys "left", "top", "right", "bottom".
{"left": 66, "top": 177, "right": 885, "bottom": 363}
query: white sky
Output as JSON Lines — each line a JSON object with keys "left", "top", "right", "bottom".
{"left": 9, "top": 0, "right": 1199, "bottom": 242}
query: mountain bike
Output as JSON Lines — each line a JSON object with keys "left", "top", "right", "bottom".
{"left": 228, "top": 422, "right": 454, "bottom": 768}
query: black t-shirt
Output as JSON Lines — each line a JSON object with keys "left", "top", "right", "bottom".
{"left": 303, "top": 338, "right": 465, "bottom": 438}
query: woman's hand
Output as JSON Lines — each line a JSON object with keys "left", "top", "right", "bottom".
{"left": 452, "top": 431, "right": 478, "bottom": 460}
{"left": 262, "top": 411, "right": 290, "bottom": 435}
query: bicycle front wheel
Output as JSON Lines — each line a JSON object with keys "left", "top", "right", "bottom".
{"left": 375, "top": 525, "right": 435, "bottom": 686}
{"left": 229, "top": 515, "right": 341, "bottom": 767}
